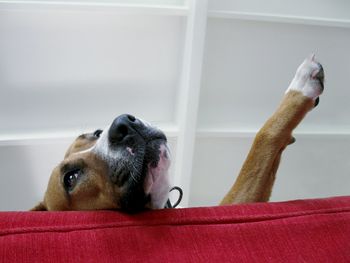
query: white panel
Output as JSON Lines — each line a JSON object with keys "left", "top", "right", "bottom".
{"left": 190, "top": 135, "right": 350, "bottom": 207}
{"left": 0, "top": 9, "right": 185, "bottom": 135}
{"left": 274, "top": 135, "right": 350, "bottom": 201}
{"left": 198, "top": 19, "right": 350, "bottom": 133}
{"left": 0, "top": 136, "right": 177, "bottom": 211}
{"left": 209, "top": 0, "right": 350, "bottom": 21}
{"left": 190, "top": 137, "right": 251, "bottom": 207}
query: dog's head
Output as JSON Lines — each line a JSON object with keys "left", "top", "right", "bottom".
{"left": 32, "top": 114, "right": 171, "bottom": 213}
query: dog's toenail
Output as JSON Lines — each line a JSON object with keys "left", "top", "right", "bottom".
{"left": 314, "top": 97, "right": 320, "bottom": 107}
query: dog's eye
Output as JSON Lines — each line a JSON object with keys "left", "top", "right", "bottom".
{"left": 93, "top": 129, "right": 103, "bottom": 138}
{"left": 63, "top": 169, "right": 82, "bottom": 192}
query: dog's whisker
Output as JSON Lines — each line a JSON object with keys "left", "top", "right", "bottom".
{"left": 129, "top": 171, "right": 139, "bottom": 184}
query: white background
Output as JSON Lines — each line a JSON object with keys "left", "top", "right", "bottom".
{"left": 0, "top": 0, "right": 349, "bottom": 210}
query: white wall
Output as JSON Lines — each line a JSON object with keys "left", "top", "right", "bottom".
{"left": 0, "top": 0, "right": 349, "bottom": 210}
{"left": 0, "top": 9, "right": 185, "bottom": 135}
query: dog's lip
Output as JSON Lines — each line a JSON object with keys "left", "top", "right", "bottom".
{"left": 139, "top": 127, "right": 167, "bottom": 144}
{"left": 122, "top": 115, "right": 166, "bottom": 143}
{"left": 145, "top": 136, "right": 167, "bottom": 147}
{"left": 143, "top": 143, "right": 171, "bottom": 208}
{"left": 147, "top": 134, "right": 167, "bottom": 142}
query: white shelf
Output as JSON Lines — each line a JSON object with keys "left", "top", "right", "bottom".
{"left": 0, "top": 123, "right": 179, "bottom": 146}
{"left": 196, "top": 128, "right": 350, "bottom": 139}
{"left": 208, "top": 10, "right": 350, "bottom": 28}
{"left": 0, "top": 1, "right": 188, "bottom": 16}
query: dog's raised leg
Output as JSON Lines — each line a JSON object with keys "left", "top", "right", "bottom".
{"left": 220, "top": 55, "right": 324, "bottom": 205}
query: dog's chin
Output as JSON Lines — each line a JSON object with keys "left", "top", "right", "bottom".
{"left": 143, "top": 143, "right": 171, "bottom": 209}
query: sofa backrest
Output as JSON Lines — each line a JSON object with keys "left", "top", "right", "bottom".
{"left": 1, "top": 196, "right": 350, "bottom": 262}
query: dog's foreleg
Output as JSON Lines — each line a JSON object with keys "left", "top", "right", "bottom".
{"left": 220, "top": 55, "right": 324, "bottom": 205}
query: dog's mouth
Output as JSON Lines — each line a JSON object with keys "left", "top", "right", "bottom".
{"left": 92, "top": 114, "right": 171, "bottom": 212}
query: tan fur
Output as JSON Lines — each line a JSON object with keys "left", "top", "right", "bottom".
{"left": 32, "top": 145, "right": 123, "bottom": 211}
{"left": 32, "top": 90, "right": 315, "bottom": 211}
{"left": 220, "top": 90, "right": 314, "bottom": 205}
{"left": 64, "top": 135, "right": 96, "bottom": 158}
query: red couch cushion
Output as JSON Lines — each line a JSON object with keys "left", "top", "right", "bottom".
{"left": 1, "top": 196, "right": 350, "bottom": 262}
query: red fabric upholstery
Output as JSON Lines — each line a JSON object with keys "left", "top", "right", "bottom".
{"left": 1, "top": 196, "right": 350, "bottom": 262}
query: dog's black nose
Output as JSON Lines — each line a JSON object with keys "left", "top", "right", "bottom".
{"left": 109, "top": 114, "right": 137, "bottom": 143}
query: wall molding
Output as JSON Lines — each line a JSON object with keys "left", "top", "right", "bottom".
{"left": 208, "top": 10, "right": 350, "bottom": 28}
{"left": 196, "top": 129, "right": 350, "bottom": 139}
{"left": 0, "top": 1, "right": 188, "bottom": 16}
{"left": 0, "top": 123, "right": 179, "bottom": 146}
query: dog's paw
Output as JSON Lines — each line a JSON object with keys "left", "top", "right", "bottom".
{"left": 286, "top": 55, "right": 324, "bottom": 103}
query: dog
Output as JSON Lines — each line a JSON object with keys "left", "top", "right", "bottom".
{"left": 31, "top": 55, "right": 324, "bottom": 212}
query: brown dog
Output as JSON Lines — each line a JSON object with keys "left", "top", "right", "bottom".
{"left": 32, "top": 55, "right": 324, "bottom": 212}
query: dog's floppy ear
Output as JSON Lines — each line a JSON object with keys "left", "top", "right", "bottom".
{"left": 30, "top": 202, "right": 47, "bottom": 211}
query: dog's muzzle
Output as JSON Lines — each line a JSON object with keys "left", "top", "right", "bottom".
{"left": 92, "top": 114, "right": 176, "bottom": 212}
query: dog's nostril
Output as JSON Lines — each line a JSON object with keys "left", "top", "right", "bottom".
{"left": 109, "top": 123, "right": 129, "bottom": 143}
{"left": 127, "top": 114, "right": 136, "bottom": 122}
{"left": 117, "top": 124, "right": 128, "bottom": 139}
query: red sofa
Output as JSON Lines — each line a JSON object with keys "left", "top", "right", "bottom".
{"left": 1, "top": 196, "right": 350, "bottom": 262}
